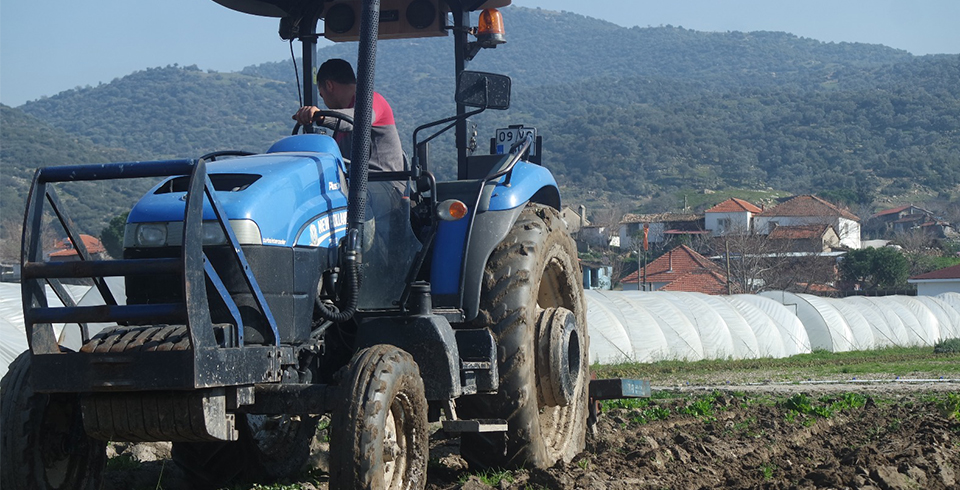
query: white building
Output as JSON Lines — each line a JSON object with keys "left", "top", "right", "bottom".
{"left": 909, "top": 264, "right": 960, "bottom": 296}
{"left": 704, "top": 198, "right": 763, "bottom": 236}
{"left": 753, "top": 195, "right": 861, "bottom": 249}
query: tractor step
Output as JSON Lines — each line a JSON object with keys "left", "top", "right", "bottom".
{"left": 589, "top": 378, "right": 651, "bottom": 400}
{"left": 441, "top": 418, "right": 508, "bottom": 433}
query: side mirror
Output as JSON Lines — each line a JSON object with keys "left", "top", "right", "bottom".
{"left": 456, "top": 71, "right": 511, "bottom": 110}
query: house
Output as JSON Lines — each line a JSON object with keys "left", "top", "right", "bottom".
{"left": 620, "top": 245, "right": 728, "bottom": 294}
{"left": 766, "top": 224, "right": 840, "bottom": 253}
{"left": 867, "top": 205, "right": 932, "bottom": 236}
{"left": 560, "top": 206, "right": 589, "bottom": 234}
{"left": 581, "top": 262, "right": 613, "bottom": 290}
{"left": 867, "top": 204, "right": 955, "bottom": 239}
{"left": 619, "top": 213, "right": 705, "bottom": 250}
{"left": 753, "top": 195, "right": 861, "bottom": 249}
{"left": 47, "top": 235, "right": 105, "bottom": 262}
{"left": 908, "top": 264, "right": 960, "bottom": 296}
{"left": 578, "top": 225, "right": 616, "bottom": 250}
{"left": 704, "top": 198, "right": 763, "bottom": 236}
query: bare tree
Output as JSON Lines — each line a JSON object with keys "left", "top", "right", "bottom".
{"left": 710, "top": 231, "right": 837, "bottom": 294}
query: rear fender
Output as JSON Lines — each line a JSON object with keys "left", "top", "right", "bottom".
{"left": 431, "top": 161, "right": 560, "bottom": 321}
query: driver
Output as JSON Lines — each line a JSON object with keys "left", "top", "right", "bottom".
{"left": 292, "top": 58, "right": 405, "bottom": 175}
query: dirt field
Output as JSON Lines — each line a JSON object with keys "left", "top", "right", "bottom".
{"left": 103, "top": 381, "right": 960, "bottom": 490}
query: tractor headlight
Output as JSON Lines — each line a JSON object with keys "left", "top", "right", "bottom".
{"left": 201, "top": 222, "right": 227, "bottom": 245}
{"left": 124, "top": 220, "right": 262, "bottom": 248}
{"left": 136, "top": 223, "right": 167, "bottom": 247}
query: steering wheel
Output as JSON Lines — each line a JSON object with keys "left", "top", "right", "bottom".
{"left": 291, "top": 110, "right": 355, "bottom": 141}
{"left": 199, "top": 150, "right": 255, "bottom": 162}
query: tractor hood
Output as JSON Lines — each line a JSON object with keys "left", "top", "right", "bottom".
{"left": 128, "top": 135, "right": 348, "bottom": 248}
{"left": 212, "top": 0, "right": 511, "bottom": 18}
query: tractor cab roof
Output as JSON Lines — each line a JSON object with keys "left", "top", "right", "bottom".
{"left": 212, "top": 0, "right": 510, "bottom": 19}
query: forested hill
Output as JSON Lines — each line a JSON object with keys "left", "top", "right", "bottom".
{"left": 10, "top": 6, "right": 960, "bottom": 228}
{"left": 0, "top": 105, "right": 150, "bottom": 254}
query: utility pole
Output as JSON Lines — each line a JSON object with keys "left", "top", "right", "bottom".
{"left": 724, "top": 236, "right": 732, "bottom": 295}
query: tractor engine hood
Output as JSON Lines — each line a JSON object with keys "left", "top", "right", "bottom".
{"left": 127, "top": 135, "right": 348, "bottom": 249}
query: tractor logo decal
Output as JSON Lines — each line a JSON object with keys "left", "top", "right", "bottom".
{"left": 297, "top": 209, "right": 348, "bottom": 247}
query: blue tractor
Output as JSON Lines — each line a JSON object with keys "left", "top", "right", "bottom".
{"left": 1, "top": 1, "right": 645, "bottom": 488}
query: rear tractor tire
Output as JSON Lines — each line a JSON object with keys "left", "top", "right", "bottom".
{"left": 0, "top": 351, "right": 106, "bottom": 490}
{"left": 460, "top": 204, "right": 589, "bottom": 470}
{"left": 330, "top": 344, "right": 429, "bottom": 490}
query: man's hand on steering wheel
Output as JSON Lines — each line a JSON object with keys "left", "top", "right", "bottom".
{"left": 291, "top": 106, "right": 354, "bottom": 138}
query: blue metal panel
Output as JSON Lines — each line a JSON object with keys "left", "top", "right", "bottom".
{"left": 431, "top": 214, "right": 470, "bottom": 295}
{"left": 128, "top": 152, "right": 348, "bottom": 248}
{"left": 487, "top": 161, "right": 559, "bottom": 211}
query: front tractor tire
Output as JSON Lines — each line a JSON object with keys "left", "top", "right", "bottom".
{"left": 0, "top": 351, "right": 106, "bottom": 490}
{"left": 461, "top": 204, "right": 589, "bottom": 470}
{"left": 330, "top": 344, "right": 429, "bottom": 490}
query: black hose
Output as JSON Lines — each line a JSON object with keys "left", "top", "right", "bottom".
{"left": 315, "top": 232, "right": 360, "bottom": 322}
{"left": 316, "top": 0, "right": 380, "bottom": 323}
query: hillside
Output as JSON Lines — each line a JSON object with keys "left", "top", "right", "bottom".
{"left": 9, "top": 6, "right": 960, "bottom": 223}
{"left": 0, "top": 105, "right": 153, "bottom": 261}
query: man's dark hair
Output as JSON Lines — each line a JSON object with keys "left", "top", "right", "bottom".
{"left": 316, "top": 58, "right": 356, "bottom": 85}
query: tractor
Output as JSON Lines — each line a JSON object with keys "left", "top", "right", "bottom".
{"left": 1, "top": 1, "right": 646, "bottom": 488}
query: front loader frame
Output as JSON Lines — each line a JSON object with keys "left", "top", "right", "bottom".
{"left": 21, "top": 159, "right": 285, "bottom": 393}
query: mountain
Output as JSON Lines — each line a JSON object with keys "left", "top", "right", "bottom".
{"left": 9, "top": 6, "right": 960, "bottom": 224}
{"left": 0, "top": 105, "right": 151, "bottom": 260}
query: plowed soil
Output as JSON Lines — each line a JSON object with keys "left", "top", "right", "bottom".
{"left": 104, "top": 382, "right": 960, "bottom": 490}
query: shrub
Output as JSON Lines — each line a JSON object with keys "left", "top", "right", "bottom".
{"left": 933, "top": 338, "right": 960, "bottom": 354}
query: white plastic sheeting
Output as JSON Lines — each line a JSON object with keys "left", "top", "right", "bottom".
{"left": 587, "top": 290, "right": 960, "bottom": 364}
{"left": 587, "top": 291, "right": 804, "bottom": 363}
{"left": 5, "top": 285, "right": 960, "bottom": 373}
{"left": 727, "top": 294, "right": 811, "bottom": 356}
{"left": 0, "top": 282, "right": 90, "bottom": 378}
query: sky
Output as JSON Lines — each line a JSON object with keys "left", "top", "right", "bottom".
{"left": 2, "top": 1, "right": 959, "bottom": 107}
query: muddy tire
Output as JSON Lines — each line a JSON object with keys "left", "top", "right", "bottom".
{"left": 329, "top": 345, "right": 428, "bottom": 490}
{"left": 460, "top": 204, "right": 589, "bottom": 470}
{"left": 0, "top": 351, "right": 106, "bottom": 490}
{"left": 172, "top": 412, "right": 318, "bottom": 489}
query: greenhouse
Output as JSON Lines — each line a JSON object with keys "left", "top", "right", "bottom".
{"left": 4, "top": 285, "right": 960, "bottom": 375}
{"left": 587, "top": 290, "right": 960, "bottom": 364}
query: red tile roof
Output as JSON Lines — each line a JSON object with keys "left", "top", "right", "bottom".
{"left": 49, "top": 234, "right": 105, "bottom": 257}
{"left": 873, "top": 205, "right": 913, "bottom": 217}
{"left": 659, "top": 269, "right": 729, "bottom": 294}
{"left": 910, "top": 263, "right": 960, "bottom": 281}
{"left": 872, "top": 205, "right": 930, "bottom": 219}
{"left": 758, "top": 195, "right": 859, "bottom": 221}
{"left": 622, "top": 245, "right": 728, "bottom": 294}
{"left": 705, "top": 198, "right": 762, "bottom": 214}
{"left": 768, "top": 224, "right": 834, "bottom": 240}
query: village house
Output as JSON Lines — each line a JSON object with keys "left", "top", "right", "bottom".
{"left": 866, "top": 204, "right": 954, "bottom": 239}
{"left": 581, "top": 262, "right": 614, "bottom": 290}
{"left": 619, "top": 213, "right": 705, "bottom": 250}
{"left": 704, "top": 198, "right": 763, "bottom": 236}
{"left": 620, "top": 244, "right": 729, "bottom": 294}
{"left": 560, "top": 205, "right": 589, "bottom": 234}
{"left": 908, "top": 263, "right": 960, "bottom": 296}
{"left": 766, "top": 224, "right": 840, "bottom": 253}
{"left": 47, "top": 234, "right": 105, "bottom": 262}
{"left": 578, "top": 225, "right": 617, "bottom": 250}
{"left": 753, "top": 195, "right": 861, "bottom": 249}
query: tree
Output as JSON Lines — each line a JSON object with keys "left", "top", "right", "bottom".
{"left": 839, "top": 247, "right": 910, "bottom": 290}
{"left": 100, "top": 212, "right": 128, "bottom": 259}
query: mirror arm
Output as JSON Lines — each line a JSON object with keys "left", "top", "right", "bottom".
{"left": 464, "top": 41, "right": 482, "bottom": 61}
{"left": 412, "top": 106, "right": 485, "bottom": 154}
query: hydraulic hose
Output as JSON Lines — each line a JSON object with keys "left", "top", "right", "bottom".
{"left": 315, "top": 0, "right": 380, "bottom": 323}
